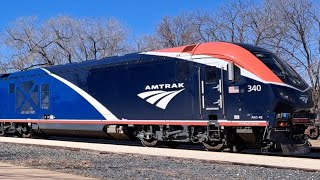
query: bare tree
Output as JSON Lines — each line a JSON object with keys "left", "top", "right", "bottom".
{"left": 47, "top": 16, "right": 76, "bottom": 64}
{"left": 215, "top": 0, "right": 251, "bottom": 43}
{"left": 1, "top": 16, "right": 130, "bottom": 72}
{"left": 244, "top": 2, "right": 285, "bottom": 47}
{"left": 74, "top": 18, "right": 129, "bottom": 60}
{"left": 152, "top": 1, "right": 256, "bottom": 45}
{"left": 193, "top": 11, "right": 222, "bottom": 42}
{"left": 132, "top": 34, "right": 163, "bottom": 52}
{"left": 156, "top": 12, "right": 201, "bottom": 47}
{"left": 3, "top": 17, "right": 57, "bottom": 71}
{"left": 133, "top": 12, "right": 202, "bottom": 51}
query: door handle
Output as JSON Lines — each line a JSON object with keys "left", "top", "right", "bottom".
{"left": 213, "top": 95, "right": 223, "bottom": 108}
{"left": 212, "top": 84, "right": 220, "bottom": 90}
{"left": 213, "top": 100, "right": 220, "bottom": 105}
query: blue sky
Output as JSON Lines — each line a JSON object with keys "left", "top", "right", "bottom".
{"left": 0, "top": 0, "right": 223, "bottom": 35}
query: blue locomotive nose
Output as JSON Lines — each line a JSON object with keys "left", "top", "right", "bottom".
{"left": 272, "top": 85, "right": 313, "bottom": 113}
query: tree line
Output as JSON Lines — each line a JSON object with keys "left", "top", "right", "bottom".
{"left": 0, "top": 0, "right": 319, "bottom": 113}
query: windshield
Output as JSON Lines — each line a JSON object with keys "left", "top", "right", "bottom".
{"left": 252, "top": 52, "right": 308, "bottom": 90}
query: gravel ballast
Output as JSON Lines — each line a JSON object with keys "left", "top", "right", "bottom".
{"left": 0, "top": 142, "right": 319, "bottom": 180}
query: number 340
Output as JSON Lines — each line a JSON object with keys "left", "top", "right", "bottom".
{"left": 247, "top": 85, "right": 262, "bottom": 92}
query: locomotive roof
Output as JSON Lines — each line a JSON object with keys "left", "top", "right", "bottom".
{"left": 0, "top": 42, "right": 272, "bottom": 80}
{"left": 146, "top": 42, "right": 283, "bottom": 84}
{"left": 46, "top": 53, "right": 144, "bottom": 71}
{"left": 0, "top": 53, "right": 160, "bottom": 79}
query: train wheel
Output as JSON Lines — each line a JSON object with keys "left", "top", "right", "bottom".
{"left": 19, "top": 125, "right": 32, "bottom": 138}
{"left": 203, "top": 141, "right": 225, "bottom": 151}
{"left": 21, "top": 131, "right": 32, "bottom": 138}
{"left": 141, "top": 138, "right": 160, "bottom": 147}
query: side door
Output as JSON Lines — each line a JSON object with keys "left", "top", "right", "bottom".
{"left": 200, "top": 65, "right": 224, "bottom": 120}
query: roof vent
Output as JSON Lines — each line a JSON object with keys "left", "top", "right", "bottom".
{"left": 182, "top": 45, "right": 196, "bottom": 53}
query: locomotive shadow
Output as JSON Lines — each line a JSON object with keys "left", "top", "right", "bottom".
{"left": 47, "top": 136, "right": 204, "bottom": 150}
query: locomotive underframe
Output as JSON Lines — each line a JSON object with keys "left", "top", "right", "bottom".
{"left": 0, "top": 115, "right": 317, "bottom": 154}
{"left": 134, "top": 123, "right": 312, "bottom": 152}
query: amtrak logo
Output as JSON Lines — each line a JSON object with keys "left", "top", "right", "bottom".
{"left": 300, "top": 96, "right": 308, "bottom": 103}
{"left": 138, "top": 83, "right": 185, "bottom": 109}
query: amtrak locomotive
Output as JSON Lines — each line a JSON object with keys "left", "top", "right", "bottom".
{"left": 0, "top": 42, "right": 318, "bottom": 153}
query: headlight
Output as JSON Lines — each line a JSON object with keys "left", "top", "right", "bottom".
{"left": 277, "top": 89, "right": 294, "bottom": 102}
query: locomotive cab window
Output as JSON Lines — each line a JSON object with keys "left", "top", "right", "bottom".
{"left": 41, "top": 84, "right": 50, "bottom": 109}
{"left": 252, "top": 52, "right": 307, "bottom": 89}
{"left": 205, "top": 66, "right": 217, "bottom": 84}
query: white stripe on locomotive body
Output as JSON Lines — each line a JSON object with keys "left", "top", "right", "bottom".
{"left": 137, "top": 90, "right": 165, "bottom": 99}
{"left": 146, "top": 91, "right": 176, "bottom": 104}
{"left": 138, "top": 89, "right": 185, "bottom": 109}
{"left": 156, "top": 89, "right": 185, "bottom": 109}
{"left": 41, "top": 68, "right": 118, "bottom": 120}
{"left": 141, "top": 52, "right": 310, "bottom": 92}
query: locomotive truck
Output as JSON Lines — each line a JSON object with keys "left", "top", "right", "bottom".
{"left": 0, "top": 42, "right": 318, "bottom": 153}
